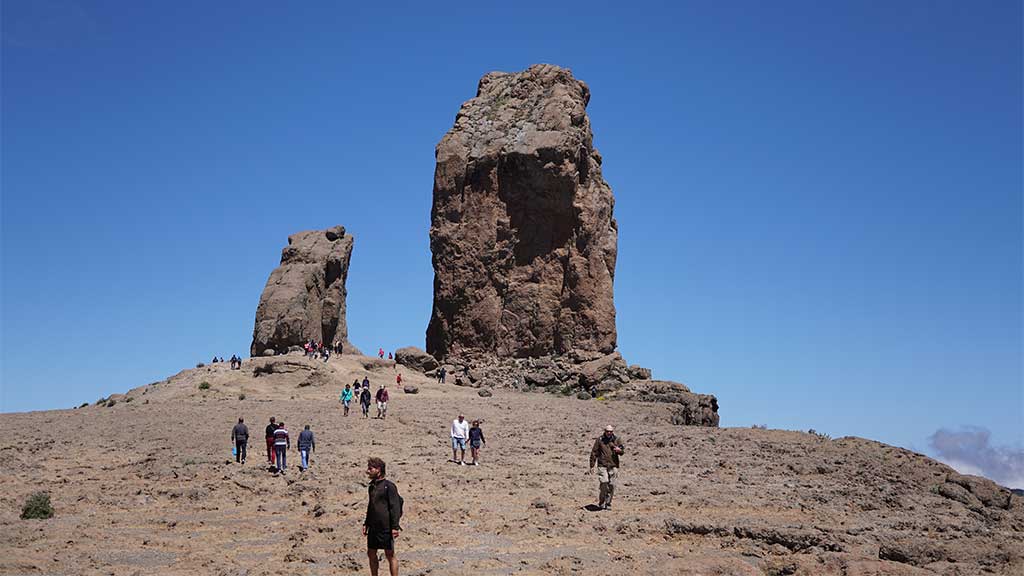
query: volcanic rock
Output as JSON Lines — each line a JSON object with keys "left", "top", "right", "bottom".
{"left": 250, "top": 226, "right": 354, "bottom": 357}
{"left": 427, "top": 64, "right": 618, "bottom": 360}
{"left": 394, "top": 346, "right": 439, "bottom": 373}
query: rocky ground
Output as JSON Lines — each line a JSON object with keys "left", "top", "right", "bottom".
{"left": 3, "top": 353, "right": 1022, "bottom": 575}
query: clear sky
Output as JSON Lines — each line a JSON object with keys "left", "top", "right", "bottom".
{"left": 2, "top": 1, "right": 1021, "bottom": 483}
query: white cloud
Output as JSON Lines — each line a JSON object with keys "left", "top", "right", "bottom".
{"left": 929, "top": 426, "right": 1024, "bottom": 490}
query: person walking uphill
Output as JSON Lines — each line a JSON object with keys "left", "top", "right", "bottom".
{"left": 363, "top": 457, "right": 402, "bottom": 576}
{"left": 588, "top": 425, "right": 625, "bottom": 510}
{"left": 231, "top": 417, "right": 249, "bottom": 464}
{"left": 265, "top": 417, "right": 277, "bottom": 465}
{"left": 273, "top": 422, "right": 290, "bottom": 473}
{"left": 298, "top": 425, "right": 315, "bottom": 471}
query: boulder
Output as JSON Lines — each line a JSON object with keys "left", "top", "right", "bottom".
{"left": 394, "top": 347, "right": 439, "bottom": 373}
{"left": 403, "top": 385, "right": 419, "bottom": 394}
{"left": 426, "top": 64, "right": 618, "bottom": 360}
{"left": 250, "top": 225, "right": 354, "bottom": 357}
{"left": 478, "top": 389, "right": 493, "bottom": 397}
{"left": 627, "top": 364, "right": 652, "bottom": 380}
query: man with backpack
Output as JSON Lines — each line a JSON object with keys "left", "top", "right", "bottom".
{"left": 375, "top": 385, "right": 389, "bottom": 419}
{"left": 363, "top": 456, "right": 401, "bottom": 576}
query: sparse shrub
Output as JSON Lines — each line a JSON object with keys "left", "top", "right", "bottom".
{"left": 78, "top": 402, "right": 89, "bottom": 408}
{"left": 95, "top": 397, "right": 108, "bottom": 406}
{"left": 20, "top": 492, "right": 54, "bottom": 520}
{"left": 196, "top": 363, "right": 205, "bottom": 368}
{"left": 183, "top": 458, "right": 197, "bottom": 466}
{"left": 752, "top": 424, "right": 767, "bottom": 430}
{"left": 238, "top": 392, "right": 246, "bottom": 400}
{"left": 198, "top": 381, "right": 211, "bottom": 390}
{"left": 125, "top": 396, "right": 133, "bottom": 403}
{"left": 105, "top": 399, "right": 116, "bottom": 407}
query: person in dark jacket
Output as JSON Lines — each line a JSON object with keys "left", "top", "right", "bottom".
{"left": 363, "top": 457, "right": 401, "bottom": 576}
{"left": 231, "top": 417, "right": 249, "bottom": 464}
{"left": 265, "top": 416, "right": 277, "bottom": 465}
{"left": 468, "top": 420, "right": 486, "bottom": 466}
{"left": 360, "top": 386, "right": 372, "bottom": 418}
{"left": 298, "top": 425, "right": 315, "bottom": 471}
{"left": 273, "top": 422, "right": 290, "bottom": 473}
{"left": 588, "top": 425, "right": 625, "bottom": 510}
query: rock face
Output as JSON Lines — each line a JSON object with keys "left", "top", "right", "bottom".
{"left": 427, "top": 64, "right": 618, "bottom": 360}
{"left": 250, "top": 226, "right": 353, "bottom": 357}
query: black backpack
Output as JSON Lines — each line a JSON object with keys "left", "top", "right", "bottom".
{"left": 388, "top": 481, "right": 404, "bottom": 526}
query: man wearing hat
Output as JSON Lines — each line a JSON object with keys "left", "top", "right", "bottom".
{"left": 588, "top": 424, "right": 625, "bottom": 510}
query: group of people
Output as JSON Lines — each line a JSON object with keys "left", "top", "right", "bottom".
{"left": 210, "top": 355, "right": 243, "bottom": 369}
{"left": 226, "top": 365, "right": 628, "bottom": 576}
{"left": 230, "top": 416, "right": 317, "bottom": 473}
{"left": 340, "top": 377, "right": 390, "bottom": 418}
{"left": 448, "top": 413, "right": 486, "bottom": 465}
{"left": 305, "top": 339, "right": 337, "bottom": 362}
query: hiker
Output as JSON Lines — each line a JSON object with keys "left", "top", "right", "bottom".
{"left": 353, "top": 378, "right": 362, "bottom": 395}
{"left": 378, "top": 347, "right": 384, "bottom": 359}
{"left": 360, "top": 385, "right": 372, "bottom": 418}
{"left": 375, "top": 385, "right": 389, "bottom": 419}
{"left": 396, "top": 373, "right": 402, "bottom": 386}
{"left": 273, "top": 421, "right": 290, "bottom": 473}
{"left": 265, "top": 416, "right": 277, "bottom": 465}
{"left": 363, "top": 376, "right": 370, "bottom": 390}
{"left": 341, "top": 384, "right": 353, "bottom": 416}
{"left": 363, "top": 457, "right": 401, "bottom": 576}
{"left": 388, "top": 352, "right": 393, "bottom": 360}
{"left": 450, "top": 413, "right": 469, "bottom": 464}
{"left": 212, "top": 356, "right": 218, "bottom": 364}
{"left": 437, "top": 366, "right": 446, "bottom": 384}
{"left": 588, "top": 425, "right": 625, "bottom": 510}
{"left": 298, "top": 424, "right": 315, "bottom": 471}
{"left": 468, "top": 419, "right": 486, "bottom": 466}
{"left": 231, "top": 417, "right": 249, "bottom": 464}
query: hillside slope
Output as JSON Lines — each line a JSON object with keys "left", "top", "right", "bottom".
{"left": 3, "top": 354, "right": 1021, "bottom": 575}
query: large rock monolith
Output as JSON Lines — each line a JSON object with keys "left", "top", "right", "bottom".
{"left": 250, "top": 226, "right": 354, "bottom": 357}
{"left": 427, "top": 64, "right": 618, "bottom": 360}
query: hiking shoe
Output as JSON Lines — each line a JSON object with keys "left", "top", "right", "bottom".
{"left": 459, "top": 461, "right": 465, "bottom": 466}
{"left": 473, "top": 462, "right": 479, "bottom": 466}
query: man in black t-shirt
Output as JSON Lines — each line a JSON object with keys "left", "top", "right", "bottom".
{"left": 363, "top": 457, "right": 401, "bottom": 576}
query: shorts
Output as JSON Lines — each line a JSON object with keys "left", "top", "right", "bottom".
{"left": 377, "top": 401, "right": 388, "bottom": 411}
{"left": 470, "top": 439, "right": 482, "bottom": 449}
{"left": 367, "top": 529, "right": 394, "bottom": 550}
{"left": 452, "top": 437, "right": 467, "bottom": 450}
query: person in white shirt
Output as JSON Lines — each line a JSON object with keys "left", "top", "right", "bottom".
{"left": 450, "top": 414, "right": 470, "bottom": 465}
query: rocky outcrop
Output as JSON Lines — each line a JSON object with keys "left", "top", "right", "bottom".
{"left": 394, "top": 346, "right": 439, "bottom": 373}
{"left": 250, "top": 226, "right": 353, "bottom": 357}
{"left": 612, "top": 380, "right": 720, "bottom": 427}
{"left": 427, "top": 64, "right": 618, "bottom": 360}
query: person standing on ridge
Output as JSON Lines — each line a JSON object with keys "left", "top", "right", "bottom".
{"left": 231, "top": 417, "right": 249, "bottom": 464}
{"left": 298, "top": 424, "right": 315, "bottom": 471}
{"left": 450, "top": 413, "right": 469, "bottom": 465}
{"left": 341, "top": 384, "right": 353, "bottom": 416}
{"left": 363, "top": 457, "right": 401, "bottom": 576}
{"left": 265, "top": 416, "right": 277, "bottom": 466}
{"left": 360, "top": 385, "right": 373, "bottom": 418}
{"left": 273, "top": 421, "right": 290, "bottom": 473}
{"left": 588, "top": 424, "right": 625, "bottom": 510}
{"left": 378, "top": 347, "right": 384, "bottom": 359}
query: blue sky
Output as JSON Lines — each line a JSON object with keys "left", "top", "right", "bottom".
{"left": 2, "top": 1, "right": 1021, "bottom": 477}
